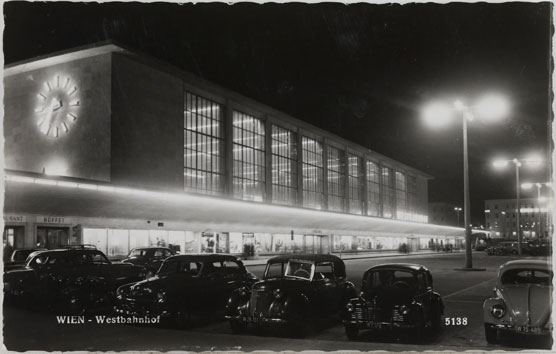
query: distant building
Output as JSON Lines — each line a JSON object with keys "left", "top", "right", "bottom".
{"left": 484, "top": 198, "right": 551, "bottom": 239}
{"left": 428, "top": 202, "right": 461, "bottom": 227}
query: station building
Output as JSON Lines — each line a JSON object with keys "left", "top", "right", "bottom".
{"left": 3, "top": 42, "right": 464, "bottom": 259}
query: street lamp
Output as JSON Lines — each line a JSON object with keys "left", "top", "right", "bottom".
{"left": 423, "top": 94, "right": 509, "bottom": 269}
{"left": 454, "top": 207, "right": 462, "bottom": 227}
{"left": 521, "top": 181, "right": 552, "bottom": 239}
{"left": 492, "top": 157, "right": 544, "bottom": 255}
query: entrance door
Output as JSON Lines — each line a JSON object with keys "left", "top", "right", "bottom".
{"left": 36, "top": 226, "right": 70, "bottom": 249}
{"left": 3, "top": 226, "right": 25, "bottom": 259}
{"left": 304, "top": 235, "right": 323, "bottom": 254}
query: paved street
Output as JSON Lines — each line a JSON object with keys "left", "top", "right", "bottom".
{"left": 3, "top": 252, "right": 552, "bottom": 351}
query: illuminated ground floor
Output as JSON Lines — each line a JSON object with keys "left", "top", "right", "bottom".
{"left": 3, "top": 171, "right": 465, "bottom": 260}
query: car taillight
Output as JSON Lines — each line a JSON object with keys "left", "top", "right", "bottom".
{"left": 491, "top": 304, "right": 506, "bottom": 318}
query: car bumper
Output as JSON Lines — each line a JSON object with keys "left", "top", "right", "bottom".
{"left": 225, "top": 314, "right": 289, "bottom": 326}
{"left": 343, "top": 319, "right": 417, "bottom": 329}
{"left": 114, "top": 298, "right": 171, "bottom": 318}
{"left": 486, "top": 323, "right": 552, "bottom": 335}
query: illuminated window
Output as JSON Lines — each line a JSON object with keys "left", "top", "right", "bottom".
{"left": 271, "top": 125, "right": 297, "bottom": 205}
{"left": 395, "top": 171, "right": 407, "bottom": 220}
{"left": 381, "top": 167, "right": 394, "bottom": 218}
{"left": 366, "top": 160, "right": 380, "bottom": 217}
{"left": 347, "top": 154, "right": 363, "bottom": 215}
{"left": 184, "top": 92, "right": 223, "bottom": 195}
{"left": 407, "top": 174, "right": 419, "bottom": 221}
{"left": 233, "top": 111, "right": 265, "bottom": 202}
{"left": 327, "top": 146, "right": 345, "bottom": 212}
{"left": 302, "top": 137, "right": 324, "bottom": 209}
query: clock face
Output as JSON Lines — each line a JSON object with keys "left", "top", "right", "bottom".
{"left": 35, "top": 75, "right": 80, "bottom": 138}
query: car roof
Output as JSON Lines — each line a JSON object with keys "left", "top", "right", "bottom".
{"left": 500, "top": 259, "right": 551, "bottom": 271}
{"left": 130, "top": 247, "right": 172, "bottom": 251}
{"left": 30, "top": 249, "right": 104, "bottom": 256}
{"left": 365, "top": 263, "right": 428, "bottom": 272}
{"left": 267, "top": 254, "right": 342, "bottom": 263}
{"left": 164, "top": 254, "right": 242, "bottom": 262}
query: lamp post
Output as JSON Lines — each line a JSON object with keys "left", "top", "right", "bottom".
{"left": 492, "top": 157, "right": 544, "bottom": 255}
{"left": 454, "top": 207, "right": 462, "bottom": 227}
{"left": 423, "top": 94, "right": 509, "bottom": 269}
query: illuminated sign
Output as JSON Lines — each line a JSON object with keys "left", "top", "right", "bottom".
{"left": 4, "top": 215, "right": 26, "bottom": 223}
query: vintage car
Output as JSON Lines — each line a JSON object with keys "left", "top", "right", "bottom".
{"left": 115, "top": 254, "right": 258, "bottom": 328}
{"left": 225, "top": 254, "right": 357, "bottom": 337}
{"left": 527, "top": 241, "right": 552, "bottom": 256}
{"left": 483, "top": 259, "right": 553, "bottom": 344}
{"left": 121, "top": 247, "right": 176, "bottom": 278}
{"left": 3, "top": 248, "right": 146, "bottom": 313}
{"left": 343, "top": 263, "right": 443, "bottom": 340}
{"left": 3, "top": 248, "right": 46, "bottom": 272}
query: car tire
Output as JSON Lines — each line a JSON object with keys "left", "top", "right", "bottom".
{"left": 431, "top": 305, "right": 442, "bottom": 331}
{"left": 174, "top": 306, "right": 192, "bottom": 329}
{"left": 229, "top": 319, "right": 247, "bottom": 334}
{"left": 345, "top": 325, "right": 359, "bottom": 340}
{"left": 485, "top": 324, "right": 499, "bottom": 344}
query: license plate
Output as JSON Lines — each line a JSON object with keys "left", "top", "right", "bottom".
{"left": 241, "top": 316, "right": 260, "bottom": 324}
{"left": 516, "top": 326, "right": 541, "bottom": 334}
{"left": 366, "top": 322, "right": 382, "bottom": 329}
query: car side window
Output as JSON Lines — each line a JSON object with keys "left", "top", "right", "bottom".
{"left": 223, "top": 260, "right": 243, "bottom": 275}
{"left": 91, "top": 253, "right": 110, "bottom": 264}
{"left": 314, "top": 262, "right": 334, "bottom": 280}
{"left": 416, "top": 272, "right": 427, "bottom": 291}
{"left": 164, "top": 250, "right": 173, "bottom": 257}
{"left": 154, "top": 250, "right": 165, "bottom": 258}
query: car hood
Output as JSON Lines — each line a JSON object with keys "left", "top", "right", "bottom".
{"left": 499, "top": 285, "right": 552, "bottom": 327}
{"left": 122, "top": 273, "right": 194, "bottom": 297}
{"left": 253, "top": 277, "right": 312, "bottom": 293}
{"left": 360, "top": 288, "right": 417, "bottom": 306}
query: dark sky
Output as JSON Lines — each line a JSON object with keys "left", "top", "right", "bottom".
{"left": 3, "top": 2, "right": 552, "bottom": 225}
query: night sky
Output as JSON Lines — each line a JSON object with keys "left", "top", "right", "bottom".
{"left": 3, "top": 2, "right": 552, "bottom": 225}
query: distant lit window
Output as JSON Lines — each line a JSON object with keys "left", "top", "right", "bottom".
{"left": 232, "top": 111, "right": 265, "bottom": 202}
{"left": 327, "top": 146, "right": 345, "bottom": 212}
{"left": 271, "top": 125, "right": 297, "bottom": 205}
{"left": 395, "top": 171, "right": 407, "bottom": 220}
{"left": 347, "top": 154, "right": 363, "bottom": 215}
{"left": 302, "top": 137, "right": 324, "bottom": 209}
{"left": 184, "top": 92, "right": 223, "bottom": 195}
{"left": 366, "top": 160, "right": 380, "bottom": 217}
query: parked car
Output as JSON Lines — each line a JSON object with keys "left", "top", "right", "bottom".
{"left": 3, "top": 248, "right": 46, "bottom": 272}
{"left": 527, "top": 241, "right": 552, "bottom": 256}
{"left": 483, "top": 259, "right": 553, "bottom": 344}
{"left": 3, "top": 248, "right": 146, "bottom": 313}
{"left": 122, "top": 247, "right": 176, "bottom": 278}
{"left": 115, "top": 254, "right": 258, "bottom": 328}
{"left": 489, "top": 242, "right": 519, "bottom": 256}
{"left": 225, "top": 254, "right": 357, "bottom": 337}
{"left": 343, "top": 263, "right": 443, "bottom": 341}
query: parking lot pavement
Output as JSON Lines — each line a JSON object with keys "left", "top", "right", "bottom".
{"left": 3, "top": 252, "right": 552, "bottom": 351}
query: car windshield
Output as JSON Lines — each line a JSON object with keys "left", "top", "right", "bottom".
{"left": 501, "top": 268, "right": 553, "bottom": 286}
{"left": 12, "top": 250, "right": 35, "bottom": 262}
{"left": 365, "top": 269, "right": 418, "bottom": 292}
{"left": 264, "top": 260, "right": 314, "bottom": 280}
{"left": 157, "top": 260, "right": 201, "bottom": 276}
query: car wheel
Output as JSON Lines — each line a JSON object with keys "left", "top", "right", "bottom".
{"left": 229, "top": 319, "right": 247, "bottom": 334}
{"left": 345, "top": 325, "right": 359, "bottom": 340}
{"left": 431, "top": 305, "right": 442, "bottom": 331}
{"left": 174, "top": 306, "right": 192, "bottom": 329}
{"left": 485, "top": 324, "right": 499, "bottom": 344}
{"left": 414, "top": 311, "right": 426, "bottom": 343}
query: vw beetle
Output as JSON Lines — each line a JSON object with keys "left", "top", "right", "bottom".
{"left": 483, "top": 259, "right": 553, "bottom": 344}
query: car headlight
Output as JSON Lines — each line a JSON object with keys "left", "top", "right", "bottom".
{"left": 273, "top": 289, "right": 283, "bottom": 300}
{"left": 239, "top": 286, "right": 249, "bottom": 297}
{"left": 346, "top": 303, "right": 355, "bottom": 312}
{"left": 157, "top": 291, "right": 167, "bottom": 303}
{"left": 491, "top": 304, "right": 506, "bottom": 318}
{"left": 399, "top": 305, "right": 410, "bottom": 315}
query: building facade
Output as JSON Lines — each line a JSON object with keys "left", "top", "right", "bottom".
{"left": 484, "top": 198, "right": 551, "bottom": 239}
{"left": 428, "top": 202, "right": 462, "bottom": 227}
{"left": 3, "top": 42, "right": 464, "bottom": 259}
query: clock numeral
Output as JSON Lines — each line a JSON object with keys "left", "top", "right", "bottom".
{"left": 37, "top": 93, "right": 47, "bottom": 101}
{"left": 64, "top": 78, "right": 70, "bottom": 89}
{"left": 45, "top": 81, "right": 52, "bottom": 92}
{"left": 68, "top": 113, "right": 77, "bottom": 122}
{"left": 62, "top": 123, "right": 69, "bottom": 133}
{"left": 55, "top": 127, "right": 59, "bottom": 138}
{"left": 68, "top": 87, "right": 78, "bottom": 97}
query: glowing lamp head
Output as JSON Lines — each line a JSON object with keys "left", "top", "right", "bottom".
{"left": 44, "top": 159, "right": 68, "bottom": 176}
{"left": 492, "top": 160, "right": 509, "bottom": 169}
{"left": 475, "top": 94, "right": 510, "bottom": 121}
{"left": 521, "top": 183, "right": 533, "bottom": 190}
{"left": 422, "top": 102, "right": 454, "bottom": 128}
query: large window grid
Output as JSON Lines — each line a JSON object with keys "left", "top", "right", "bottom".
{"left": 366, "top": 160, "right": 380, "bottom": 217}
{"left": 232, "top": 111, "right": 265, "bottom": 201}
{"left": 407, "top": 175, "right": 419, "bottom": 221}
{"left": 271, "top": 125, "right": 298, "bottom": 205}
{"left": 302, "top": 137, "right": 324, "bottom": 209}
{"left": 184, "top": 92, "right": 223, "bottom": 195}
{"left": 381, "top": 167, "right": 394, "bottom": 218}
{"left": 348, "top": 154, "right": 363, "bottom": 215}
{"left": 327, "top": 146, "right": 345, "bottom": 212}
{"left": 395, "top": 171, "right": 408, "bottom": 220}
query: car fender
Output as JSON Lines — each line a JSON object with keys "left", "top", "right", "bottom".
{"left": 225, "top": 286, "right": 251, "bottom": 316}
{"left": 483, "top": 297, "right": 506, "bottom": 324}
{"left": 284, "top": 292, "right": 309, "bottom": 317}
{"left": 343, "top": 281, "right": 357, "bottom": 299}
{"left": 431, "top": 292, "right": 444, "bottom": 315}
